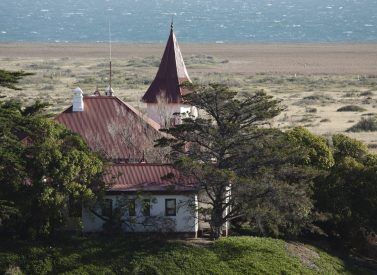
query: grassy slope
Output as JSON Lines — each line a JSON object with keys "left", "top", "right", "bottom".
{"left": 0, "top": 236, "right": 369, "bottom": 275}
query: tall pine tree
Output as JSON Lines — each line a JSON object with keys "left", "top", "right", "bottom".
{"left": 157, "top": 83, "right": 319, "bottom": 238}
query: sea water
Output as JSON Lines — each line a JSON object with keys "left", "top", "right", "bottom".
{"left": 0, "top": 0, "right": 376, "bottom": 43}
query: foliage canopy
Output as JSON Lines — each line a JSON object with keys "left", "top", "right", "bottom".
{"left": 158, "top": 83, "right": 318, "bottom": 238}
{"left": 0, "top": 69, "right": 33, "bottom": 91}
{"left": 0, "top": 100, "right": 106, "bottom": 238}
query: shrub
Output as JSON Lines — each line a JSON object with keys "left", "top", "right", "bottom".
{"left": 347, "top": 117, "right": 377, "bottom": 132}
{"left": 0, "top": 254, "right": 21, "bottom": 274}
{"left": 60, "top": 264, "right": 114, "bottom": 275}
{"left": 24, "top": 247, "right": 53, "bottom": 275}
{"left": 342, "top": 91, "right": 358, "bottom": 98}
{"left": 298, "top": 94, "right": 334, "bottom": 106}
{"left": 362, "top": 98, "right": 373, "bottom": 104}
{"left": 4, "top": 265, "right": 23, "bottom": 275}
{"left": 303, "top": 94, "right": 331, "bottom": 101}
{"left": 362, "top": 113, "right": 376, "bottom": 117}
{"left": 126, "top": 56, "right": 160, "bottom": 68}
{"left": 306, "top": 107, "right": 317, "bottom": 113}
{"left": 368, "top": 143, "right": 377, "bottom": 149}
{"left": 185, "top": 55, "right": 228, "bottom": 66}
{"left": 360, "top": 91, "right": 373, "bottom": 96}
{"left": 337, "top": 105, "right": 366, "bottom": 112}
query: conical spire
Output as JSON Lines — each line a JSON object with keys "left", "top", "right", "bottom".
{"left": 142, "top": 25, "right": 191, "bottom": 103}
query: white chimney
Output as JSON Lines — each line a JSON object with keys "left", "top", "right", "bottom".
{"left": 72, "top": 87, "right": 84, "bottom": 112}
{"left": 105, "top": 85, "right": 114, "bottom": 96}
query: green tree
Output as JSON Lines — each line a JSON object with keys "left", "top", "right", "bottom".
{"left": 287, "top": 126, "right": 334, "bottom": 170}
{"left": 0, "top": 100, "right": 106, "bottom": 238}
{"left": 158, "top": 83, "right": 316, "bottom": 238}
{"left": 0, "top": 69, "right": 33, "bottom": 96}
{"left": 314, "top": 134, "right": 377, "bottom": 248}
{"left": 233, "top": 128, "right": 327, "bottom": 237}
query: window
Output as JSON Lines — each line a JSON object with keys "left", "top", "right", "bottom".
{"left": 142, "top": 199, "right": 150, "bottom": 216}
{"left": 165, "top": 199, "right": 176, "bottom": 216}
{"left": 102, "top": 199, "right": 113, "bottom": 217}
{"left": 128, "top": 199, "right": 136, "bottom": 216}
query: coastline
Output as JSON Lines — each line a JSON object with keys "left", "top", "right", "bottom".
{"left": 0, "top": 42, "right": 377, "bottom": 147}
{"left": 1, "top": 42, "right": 377, "bottom": 75}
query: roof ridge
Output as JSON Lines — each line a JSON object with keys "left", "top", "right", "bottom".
{"left": 56, "top": 96, "right": 161, "bottom": 131}
{"left": 83, "top": 95, "right": 116, "bottom": 99}
{"left": 112, "top": 163, "right": 172, "bottom": 167}
{"left": 113, "top": 97, "right": 161, "bottom": 131}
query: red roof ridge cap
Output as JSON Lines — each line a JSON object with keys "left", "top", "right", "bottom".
{"left": 54, "top": 95, "right": 161, "bottom": 131}
{"left": 111, "top": 163, "right": 173, "bottom": 167}
{"left": 83, "top": 95, "right": 116, "bottom": 99}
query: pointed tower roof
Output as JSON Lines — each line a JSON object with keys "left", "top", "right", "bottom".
{"left": 142, "top": 25, "right": 191, "bottom": 104}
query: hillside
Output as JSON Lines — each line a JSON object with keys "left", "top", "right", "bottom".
{"left": 0, "top": 236, "right": 371, "bottom": 274}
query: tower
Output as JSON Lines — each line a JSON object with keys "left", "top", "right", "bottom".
{"left": 142, "top": 23, "right": 197, "bottom": 127}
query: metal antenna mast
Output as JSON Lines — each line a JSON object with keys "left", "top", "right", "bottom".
{"left": 109, "top": 19, "right": 112, "bottom": 95}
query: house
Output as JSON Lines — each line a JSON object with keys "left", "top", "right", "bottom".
{"left": 55, "top": 25, "right": 200, "bottom": 236}
{"left": 84, "top": 164, "right": 198, "bottom": 234}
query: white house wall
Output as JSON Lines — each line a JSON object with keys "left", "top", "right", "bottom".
{"left": 82, "top": 194, "right": 198, "bottom": 233}
{"left": 147, "top": 103, "right": 196, "bottom": 127}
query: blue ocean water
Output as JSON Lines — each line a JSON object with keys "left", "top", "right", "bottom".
{"left": 0, "top": 0, "right": 376, "bottom": 43}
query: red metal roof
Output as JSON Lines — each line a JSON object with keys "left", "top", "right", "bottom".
{"left": 142, "top": 27, "right": 192, "bottom": 104}
{"left": 105, "top": 163, "right": 197, "bottom": 192}
{"left": 55, "top": 96, "right": 162, "bottom": 161}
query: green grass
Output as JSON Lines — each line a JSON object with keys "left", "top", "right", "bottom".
{"left": 0, "top": 236, "right": 369, "bottom": 275}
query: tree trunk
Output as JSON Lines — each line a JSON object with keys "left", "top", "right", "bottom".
{"left": 210, "top": 204, "right": 224, "bottom": 240}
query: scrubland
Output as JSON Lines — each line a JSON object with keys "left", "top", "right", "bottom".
{"left": 1, "top": 43, "right": 377, "bottom": 148}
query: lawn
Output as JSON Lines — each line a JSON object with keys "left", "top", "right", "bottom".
{"left": 0, "top": 235, "right": 370, "bottom": 274}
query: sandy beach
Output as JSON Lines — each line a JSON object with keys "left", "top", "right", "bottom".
{"left": 1, "top": 42, "right": 377, "bottom": 148}
{"left": 1, "top": 43, "right": 377, "bottom": 75}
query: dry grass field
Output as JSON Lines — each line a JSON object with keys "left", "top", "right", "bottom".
{"left": 1, "top": 43, "right": 377, "bottom": 148}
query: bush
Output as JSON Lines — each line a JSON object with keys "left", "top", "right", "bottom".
{"left": 24, "top": 248, "right": 53, "bottom": 275}
{"left": 337, "top": 105, "right": 366, "bottom": 112}
{"left": 185, "top": 54, "right": 229, "bottom": 66}
{"left": 0, "top": 254, "right": 21, "bottom": 274}
{"left": 60, "top": 264, "right": 114, "bottom": 275}
{"left": 303, "top": 94, "right": 332, "bottom": 101}
{"left": 347, "top": 117, "right": 377, "bottom": 132}
{"left": 306, "top": 107, "right": 317, "bottom": 113}
{"left": 362, "top": 113, "right": 376, "bottom": 117}
{"left": 360, "top": 91, "right": 374, "bottom": 96}
{"left": 126, "top": 56, "right": 160, "bottom": 68}
{"left": 298, "top": 94, "right": 334, "bottom": 106}
{"left": 4, "top": 265, "right": 23, "bottom": 275}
